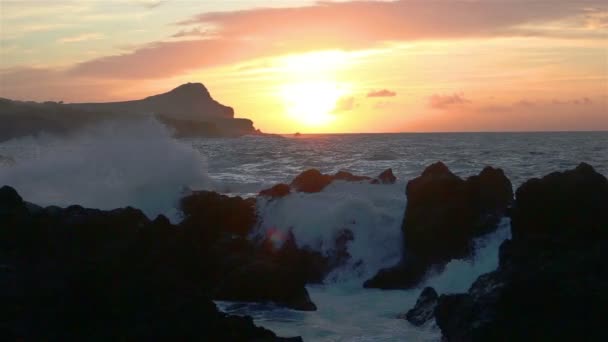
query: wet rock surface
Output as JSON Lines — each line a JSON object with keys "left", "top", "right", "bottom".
{"left": 421, "top": 163, "right": 608, "bottom": 341}
{"left": 365, "top": 162, "right": 513, "bottom": 289}
{"left": 0, "top": 186, "right": 305, "bottom": 340}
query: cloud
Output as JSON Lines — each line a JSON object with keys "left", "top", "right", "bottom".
{"left": 367, "top": 89, "right": 396, "bottom": 98}
{"left": 171, "top": 27, "right": 210, "bottom": 38}
{"left": 429, "top": 93, "right": 471, "bottom": 109}
{"left": 333, "top": 96, "right": 356, "bottom": 112}
{"left": 133, "top": 0, "right": 167, "bottom": 9}
{"left": 58, "top": 33, "right": 105, "bottom": 44}
{"left": 67, "top": 0, "right": 605, "bottom": 79}
{"left": 552, "top": 97, "right": 593, "bottom": 105}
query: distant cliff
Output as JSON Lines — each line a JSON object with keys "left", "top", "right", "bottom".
{"left": 0, "top": 83, "right": 260, "bottom": 142}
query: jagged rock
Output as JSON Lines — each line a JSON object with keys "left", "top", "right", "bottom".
{"left": 376, "top": 168, "right": 397, "bottom": 184}
{"left": 400, "top": 287, "right": 438, "bottom": 326}
{"left": 0, "top": 186, "right": 305, "bottom": 340}
{"left": 510, "top": 162, "right": 608, "bottom": 240}
{"left": 334, "top": 171, "right": 372, "bottom": 182}
{"left": 0, "top": 185, "right": 25, "bottom": 215}
{"left": 178, "top": 191, "right": 318, "bottom": 311}
{"left": 434, "top": 293, "right": 475, "bottom": 341}
{"left": 290, "top": 169, "right": 384, "bottom": 193}
{"left": 180, "top": 191, "right": 257, "bottom": 238}
{"left": 291, "top": 169, "right": 334, "bottom": 193}
{"left": 365, "top": 162, "right": 513, "bottom": 289}
{"left": 259, "top": 183, "right": 291, "bottom": 198}
{"left": 434, "top": 163, "right": 608, "bottom": 341}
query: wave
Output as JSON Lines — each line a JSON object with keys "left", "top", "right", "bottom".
{"left": 256, "top": 180, "right": 407, "bottom": 281}
{"left": 0, "top": 117, "right": 210, "bottom": 221}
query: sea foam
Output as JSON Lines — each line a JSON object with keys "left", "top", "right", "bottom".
{"left": 0, "top": 117, "right": 210, "bottom": 220}
{"left": 256, "top": 180, "right": 406, "bottom": 281}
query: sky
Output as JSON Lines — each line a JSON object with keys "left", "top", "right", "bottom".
{"left": 0, "top": 0, "right": 607, "bottom": 133}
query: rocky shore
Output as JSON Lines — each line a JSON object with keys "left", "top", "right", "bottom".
{"left": 2, "top": 162, "right": 606, "bottom": 341}
{"left": 402, "top": 163, "right": 608, "bottom": 341}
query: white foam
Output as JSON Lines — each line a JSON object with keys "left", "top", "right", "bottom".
{"left": 0, "top": 117, "right": 210, "bottom": 221}
{"left": 422, "top": 218, "right": 511, "bottom": 294}
{"left": 255, "top": 180, "right": 406, "bottom": 281}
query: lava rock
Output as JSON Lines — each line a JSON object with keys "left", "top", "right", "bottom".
{"left": 291, "top": 169, "right": 334, "bottom": 193}
{"left": 376, "top": 168, "right": 397, "bottom": 184}
{"left": 434, "top": 163, "right": 608, "bottom": 341}
{"left": 400, "top": 287, "right": 438, "bottom": 326}
{"left": 0, "top": 185, "right": 25, "bottom": 216}
{"left": 334, "top": 171, "right": 372, "bottom": 182}
{"left": 290, "top": 169, "right": 380, "bottom": 193}
{"left": 510, "top": 162, "right": 608, "bottom": 240}
{"left": 180, "top": 190, "right": 257, "bottom": 237}
{"left": 259, "top": 183, "right": 291, "bottom": 198}
{"left": 365, "top": 162, "right": 513, "bottom": 289}
{"left": 0, "top": 186, "right": 304, "bottom": 340}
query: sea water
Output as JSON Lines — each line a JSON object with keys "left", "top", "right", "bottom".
{"left": 1, "top": 120, "right": 607, "bottom": 341}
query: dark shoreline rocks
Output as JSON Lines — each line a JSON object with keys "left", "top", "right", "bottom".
{"left": 259, "top": 168, "right": 397, "bottom": 197}
{"left": 0, "top": 186, "right": 305, "bottom": 340}
{"left": 399, "top": 287, "right": 438, "bottom": 326}
{"left": 365, "top": 162, "right": 513, "bottom": 289}
{"left": 407, "top": 163, "right": 608, "bottom": 341}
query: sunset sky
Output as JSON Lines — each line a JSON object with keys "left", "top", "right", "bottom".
{"left": 1, "top": 0, "right": 607, "bottom": 133}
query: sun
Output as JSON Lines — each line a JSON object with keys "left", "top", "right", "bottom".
{"left": 275, "top": 50, "right": 353, "bottom": 127}
{"left": 280, "top": 81, "right": 347, "bottom": 126}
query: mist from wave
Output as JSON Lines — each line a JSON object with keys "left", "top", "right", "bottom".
{"left": 0, "top": 117, "right": 210, "bottom": 221}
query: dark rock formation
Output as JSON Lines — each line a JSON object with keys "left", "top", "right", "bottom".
{"left": 259, "top": 183, "right": 291, "bottom": 198}
{"left": 399, "top": 287, "right": 438, "bottom": 326}
{"left": 433, "top": 163, "right": 608, "bottom": 341}
{"left": 334, "top": 171, "right": 372, "bottom": 182}
{"left": 375, "top": 168, "right": 397, "bottom": 184}
{"left": 288, "top": 168, "right": 393, "bottom": 194}
{"left": 291, "top": 169, "right": 334, "bottom": 193}
{"left": 0, "top": 186, "right": 300, "bottom": 341}
{"left": 180, "top": 190, "right": 257, "bottom": 238}
{"left": 365, "top": 162, "right": 513, "bottom": 289}
{"left": 177, "top": 191, "right": 316, "bottom": 310}
{"left": 510, "top": 162, "right": 608, "bottom": 240}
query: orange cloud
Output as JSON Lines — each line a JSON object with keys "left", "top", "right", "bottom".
{"left": 429, "top": 93, "right": 471, "bottom": 110}
{"left": 367, "top": 89, "right": 396, "bottom": 98}
{"left": 67, "top": 0, "right": 604, "bottom": 79}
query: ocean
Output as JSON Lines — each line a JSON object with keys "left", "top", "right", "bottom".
{"left": 1, "top": 119, "right": 606, "bottom": 341}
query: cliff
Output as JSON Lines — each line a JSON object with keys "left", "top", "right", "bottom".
{"left": 0, "top": 83, "right": 259, "bottom": 142}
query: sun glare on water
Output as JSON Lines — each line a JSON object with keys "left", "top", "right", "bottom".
{"left": 277, "top": 51, "right": 352, "bottom": 127}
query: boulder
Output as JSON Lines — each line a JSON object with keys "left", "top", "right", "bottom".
{"left": 180, "top": 191, "right": 257, "bottom": 238}
{"left": 290, "top": 169, "right": 390, "bottom": 193}
{"left": 433, "top": 163, "right": 608, "bottom": 341}
{"left": 376, "top": 168, "right": 397, "bottom": 184}
{"left": 290, "top": 169, "right": 334, "bottom": 193}
{"left": 0, "top": 185, "right": 25, "bottom": 216}
{"left": 365, "top": 162, "right": 513, "bottom": 289}
{"left": 400, "top": 286, "right": 438, "bottom": 326}
{"left": 178, "top": 191, "right": 321, "bottom": 310}
{"left": 510, "top": 162, "right": 608, "bottom": 240}
{"left": 334, "top": 171, "right": 371, "bottom": 182}
{"left": 259, "top": 183, "right": 291, "bottom": 198}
